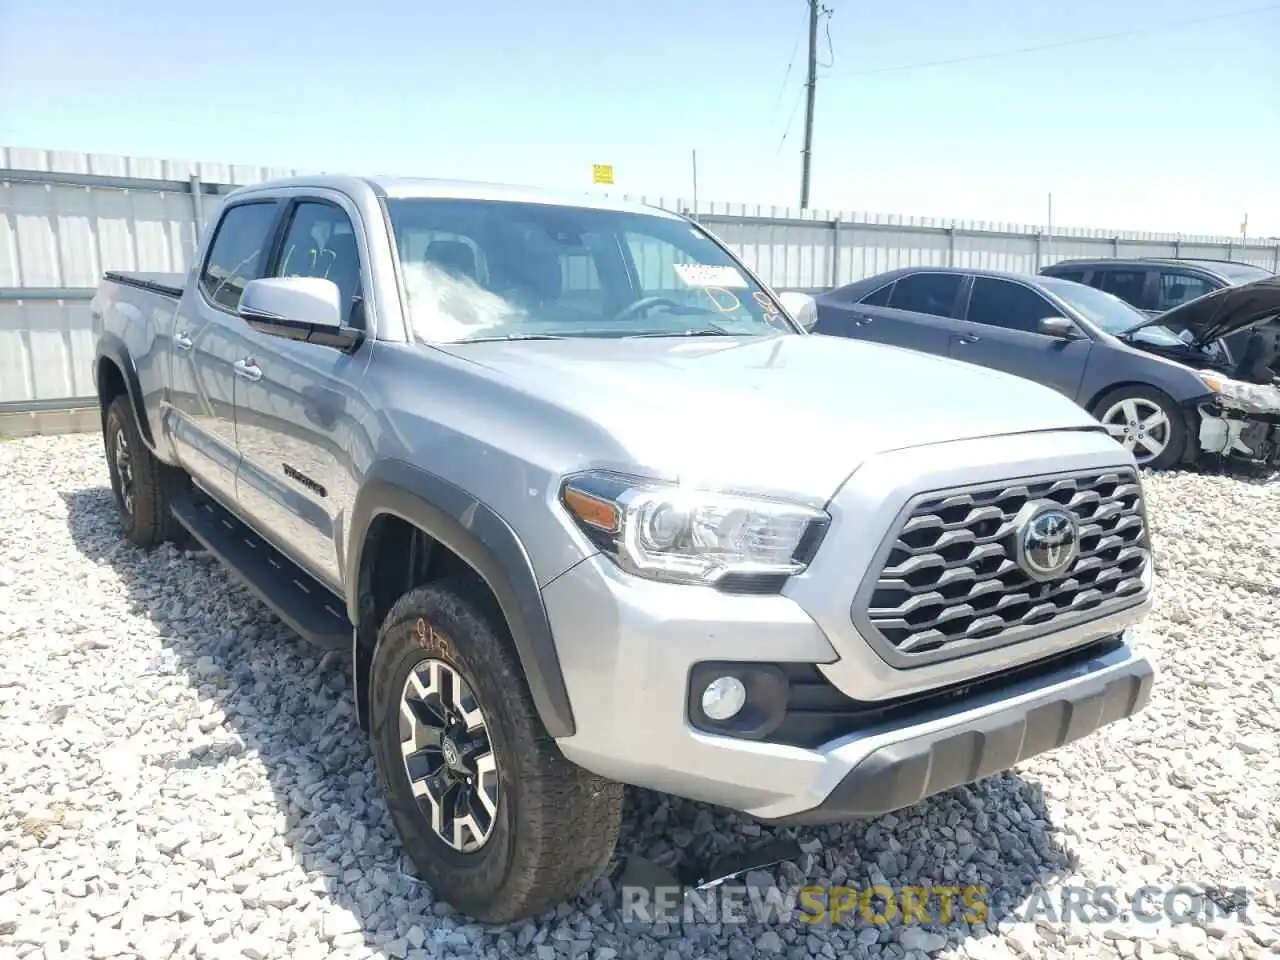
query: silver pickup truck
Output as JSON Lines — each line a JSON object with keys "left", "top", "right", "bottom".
{"left": 91, "top": 175, "right": 1155, "bottom": 922}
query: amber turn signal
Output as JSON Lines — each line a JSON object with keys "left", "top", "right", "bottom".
{"left": 563, "top": 486, "right": 621, "bottom": 533}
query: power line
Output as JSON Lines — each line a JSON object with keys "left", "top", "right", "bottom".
{"left": 817, "top": 5, "right": 836, "bottom": 69}
{"left": 775, "top": 87, "right": 806, "bottom": 157}
{"left": 825, "top": 2, "right": 1280, "bottom": 79}
{"left": 766, "top": 27, "right": 803, "bottom": 125}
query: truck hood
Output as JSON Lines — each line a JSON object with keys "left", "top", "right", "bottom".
{"left": 435, "top": 334, "right": 1103, "bottom": 500}
{"left": 1126, "top": 277, "right": 1280, "bottom": 346}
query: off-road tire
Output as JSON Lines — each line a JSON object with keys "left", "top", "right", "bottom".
{"left": 369, "top": 580, "right": 624, "bottom": 923}
{"left": 102, "top": 394, "right": 189, "bottom": 548}
{"left": 1090, "top": 384, "right": 1187, "bottom": 471}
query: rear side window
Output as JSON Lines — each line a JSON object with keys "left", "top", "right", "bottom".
{"left": 858, "top": 281, "right": 894, "bottom": 306}
{"left": 200, "top": 202, "right": 278, "bottom": 312}
{"left": 887, "top": 273, "right": 962, "bottom": 316}
{"left": 1095, "top": 269, "right": 1148, "bottom": 309}
{"left": 965, "top": 278, "right": 1062, "bottom": 333}
{"left": 1156, "top": 272, "right": 1216, "bottom": 310}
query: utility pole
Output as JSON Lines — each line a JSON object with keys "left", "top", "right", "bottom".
{"left": 691, "top": 149, "right": 699, "bottom": 220}
{"left": 800, "top": 0, "right": 819, "bottom": 209}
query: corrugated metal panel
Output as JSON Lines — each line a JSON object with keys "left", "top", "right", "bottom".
{"left": 3, "top": 145, "right": 1279, "bottom": 411}
{"left": 0, "top": 299, "right": 95, "bottom": 404}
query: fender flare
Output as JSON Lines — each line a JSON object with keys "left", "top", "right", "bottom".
{"left": 346, "top": 459, "right": 576, "bottom": 739}
{"left": 94, "top": 332, "right": 156, "bottom": 450}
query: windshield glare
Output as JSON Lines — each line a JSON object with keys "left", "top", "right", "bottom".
{"left": 1037, "top": 277, "right": 1150, "bottom": 335}
{"left": 1198, "top": 261, "right": 1273, "bottom": 284}
{"left": 385, "top": 198, "right": 794, "bottom": 342}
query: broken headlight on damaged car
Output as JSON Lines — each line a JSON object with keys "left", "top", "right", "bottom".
{"left": 1198, "top": 373, "right": 1280, "bottom": 417}
{"left": 560, "top": 472, "right": 829, "bottom": 590}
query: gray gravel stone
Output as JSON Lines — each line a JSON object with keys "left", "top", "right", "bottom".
{"left": 3, "top": 437, "right": 1280, "bottom": 960}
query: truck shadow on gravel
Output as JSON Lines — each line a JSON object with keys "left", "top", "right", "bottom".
{"left": 64, "top": 485, "right": 1076, "bottom": 957}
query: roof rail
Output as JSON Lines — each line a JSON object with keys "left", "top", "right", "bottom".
{"left": 1135, "top": 256, "right": 1253, "bottom": 266}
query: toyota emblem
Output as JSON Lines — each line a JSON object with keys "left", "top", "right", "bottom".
{"left": 1013, "top": 502, "right": 1080, "bottom": 581}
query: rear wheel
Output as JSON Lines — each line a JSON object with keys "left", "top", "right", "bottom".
{"left": 369, "top": 581, "right": 624, "bottom": 923}
{"left": 1092, "top": 385, "right": 1186, "bottom": 470}
{"left": 102, "top": 394, "right": 189, "bottom": 547}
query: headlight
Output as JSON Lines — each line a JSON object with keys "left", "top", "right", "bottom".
{"left": 1199, "top": 373, "right": 1224, "bottom": 392}
{"left": 560, "top": 472, "right": 829, "bottom": 588}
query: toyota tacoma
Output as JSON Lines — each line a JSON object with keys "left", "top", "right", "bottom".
{"left": 90, "top": 175, "right": 1156, "bottom": 922}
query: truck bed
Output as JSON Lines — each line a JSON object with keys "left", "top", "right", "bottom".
{"left": 103, "top": 270, "right": 186, "bottom": 299}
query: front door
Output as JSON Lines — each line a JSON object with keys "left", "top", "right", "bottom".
{"left": 233, "top": 195, "right": 371, "bottom": 589}
{"left": 167, "top": 200, "right": 280, "bottom": 506}
{"left": 948, "top": 276, "right": 1093, "bottom": 400}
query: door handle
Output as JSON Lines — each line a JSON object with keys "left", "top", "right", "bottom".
{"left": 955, "top": 334, "right": 982, "bottom": 345}
{"left": 232, "top": 359, "right": 263, "bottom": 382}
{"left": 174, "top": 332, "right": 193, "bottom": 351}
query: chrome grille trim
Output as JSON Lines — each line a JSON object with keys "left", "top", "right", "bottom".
{"left": 853, "top": 469, "right": 1150, "bottom": 667}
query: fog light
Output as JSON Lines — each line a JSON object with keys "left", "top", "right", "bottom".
{"left": 700, "top": 676, "right": 747, "bottom": 721}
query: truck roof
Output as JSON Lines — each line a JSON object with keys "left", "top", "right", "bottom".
{"left": 226, "top": 174, "right": 685, "bottom": 219}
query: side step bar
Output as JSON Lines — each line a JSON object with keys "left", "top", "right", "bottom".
{"left": 171, "top": 493, "right": 352, "bottom": 650}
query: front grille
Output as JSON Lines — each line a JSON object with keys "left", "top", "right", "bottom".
{"left": 857, "top": 469, "right": 1149, "bottom": 663}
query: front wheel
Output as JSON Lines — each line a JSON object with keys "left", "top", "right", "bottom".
{"left": 1091, "top": 385, "right": 1187, "bottom": 470}
{"left": 368, "top": 581, "right": 624, "bottom": 923}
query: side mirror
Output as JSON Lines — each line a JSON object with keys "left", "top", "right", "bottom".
{"left": 1038, "top": 316, "right": 1083, "bottom": 340}
{"left": 778, "top": 291, "right": 818, "bottom": 331}
{"left": 239, "top": 277, "right": 363, "bottom": 351}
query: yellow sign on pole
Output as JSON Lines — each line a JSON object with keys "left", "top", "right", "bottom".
{"left": 592, "top": 164, "right": 614, "bottom": 186}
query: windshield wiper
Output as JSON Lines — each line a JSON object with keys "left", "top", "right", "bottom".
{"left": 458, "top": 334, "right": 569, "bottom": 343}
{"left": 623, "top": 327, "right": 740, "bottom": 339}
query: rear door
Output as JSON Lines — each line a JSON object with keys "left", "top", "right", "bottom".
{"left": 231, "top": 194, "right": 372, "bottom": 589}
{"left": 1091, "top": 266, "right": 1158, "bottom": 314}
{"left": 828, "top": 271, "right": 964, "bottom": 356}
{"left": 167, "top": 200, "right": 280, "bottom": 506}
{"left": 1153, "top": 269, "right": 1219, "bottom": 311}
{"left": 948, "top": 277, "right": 1093, "bottom": 400}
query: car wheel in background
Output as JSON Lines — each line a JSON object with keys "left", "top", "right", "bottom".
{"left": 1091, "top": 385, "right": 1186, "bottom": 470}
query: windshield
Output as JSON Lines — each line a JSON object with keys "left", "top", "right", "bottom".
{"left": 1192, "top": 261, "right": 1274, "bottom": 284}
{"left": 1037, "top": 276, "right": 1150, "bottom": 335}
{"left": 384, "top": 198, "right": 794, "bottom": 342}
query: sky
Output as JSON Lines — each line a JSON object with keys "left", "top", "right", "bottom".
{"left": 0, "top": 0, "right": 1277, "bottom": 237}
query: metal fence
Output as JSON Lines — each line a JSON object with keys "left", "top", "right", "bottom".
{"left": 3, "top": 144, "right": 1278, "bottom": 420}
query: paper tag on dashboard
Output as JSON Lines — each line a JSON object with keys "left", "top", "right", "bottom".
{"left": 673, "top": 263, "right": 748, "bottom": 289}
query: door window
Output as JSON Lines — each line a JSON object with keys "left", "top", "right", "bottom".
{"left": 1156, "top": 272, "right": 1215, "bottom": 311}
{"left": 1048, "top": 269, "right": 1086, "bottom": 283}
{"left": 858, "top": 281, "right": 894, "bottom": 306}
{"left": 1095, "top": 269, "right": 1149, "bottom": 309}
{"left": 273, "top": 202, "right": 363, "bottom": 327}
{"left": 886, "top": 273, "right": 962, "bottom": 317}
{"left": 199, "top": 202, "right": 279, "bottom": 312}
{"left": 558, "top": 245, "right": 607, "bottom": 316}
{"left": 965, "top": 278, "right": 1062, "bottom": 333}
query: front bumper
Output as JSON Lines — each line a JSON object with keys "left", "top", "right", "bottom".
{"left": 543, "top": 553, "right": 1154, "bottom": 823}
{"left": 762, "top": 652, "right": 1152, "bottom": 824}
{"left": 1194, "top": 397, "right": 1280, "bottom": 466}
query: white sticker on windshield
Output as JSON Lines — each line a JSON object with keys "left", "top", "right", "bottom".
{"left": 673, "top": 263, "right": 748, "bottom": 289}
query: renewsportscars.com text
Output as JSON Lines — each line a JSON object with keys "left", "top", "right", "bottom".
{"left": 621, "top": 882, "right": 1251, "bottom": 927}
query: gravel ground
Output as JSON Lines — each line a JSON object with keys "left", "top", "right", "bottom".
{"left": 1, "top": 432, "right": 1278, "bottom": 960}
